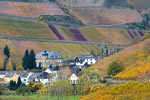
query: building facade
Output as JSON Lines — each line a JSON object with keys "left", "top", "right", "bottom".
{"left": 36, "top": 50, "right": 63, "bottom": 68}
{"left": 75, "top": 55, "right": 97, "bottom": 66}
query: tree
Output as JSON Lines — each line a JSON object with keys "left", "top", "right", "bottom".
{"left": 4, "top": 45, "right": 10, "bottom": 58}
{"left": 90, "top": 50, "right": 96, "bottom": 56}
{"left": 38, "top": 62, "right": 42, "bottom": 72}
{"left": 99, "top": 48, "right": 104, "bottom": 59}
{"left": 9, "top": 80, "right": 16, "bottom": 90}
{"left": 107, "top": 61, "right": 123, "bottom": 76}
{"left": 22, "top": 49, "right": 29, "bottom": 70}
{"left": 12, "top": 62, "right": 16, "bottom": 71}
{"left": 28, "top": 49, "right": 36, "bottom": 69}
{"left": 33, "top": 82, "right": 43, "bottom": 92}
{"left": 2, "top": 45, "right": 10, "bottom": 71}
{"left": 16, "top": 77, "right": 22, "bottom": 88}
{"left": 16, "top": 86, "right": 28, "bottom": 96}
{"left": 50, "top": 80, "right": 74, "bottom": 99}
{"left": 27, "top": 82, "right": 35, "bottom": 92}
{"left": 104, "top": 46, "right": 109, "bottom": 57}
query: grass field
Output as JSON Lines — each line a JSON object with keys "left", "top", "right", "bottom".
{"left": 0, "top": 17, "right": 58, "bottom": 39}
{"left": 69, "top": 8, "right": 143, "bottom": 25}
{"left": 0, "top": 94, "right": 81, "bottom": 100}
{"left": 0, "top": 1, "right": 65, "bottom": 17}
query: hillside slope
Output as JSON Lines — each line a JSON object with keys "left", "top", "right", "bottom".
{"left": 80, "top": 27, "right": 131, "bottom": 44}
{"left": 90, "top": 39, "right": 150, "bottom": 77}
{"left": 128, "top": 0, "right": 150, "bottom": 12}
{"left": 0, "top": 1, "right": 65, "bottom": 17}
{"left": 56, "top": 0, "right": 105, "bottom": 7}
{"left": 0, "top": 17, "right": 135, "bottom": 44}
{"left": 0, "top": 17, "right": 58, "bottom": 40}
{"left": 69, "top": 8, "right": 143, "bottom": 25}
{"left": 80, "top": 82, "right": 150, "bottom": 100}
{"left": 0, "top": 39, "right": 99, "bottom": 70}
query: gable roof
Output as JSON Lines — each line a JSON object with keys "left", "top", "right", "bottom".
{"left": 28, "top": 73, "right": 41, "bottom": 80}
{"left": 36, "top": 50, "right": 62, "bottom": 59}
{"left": 1, "top": 71, "right": 22, "bottom": 78}
{"left": 76, "top": 55, "right": 97, "bottom": 61}
{"left": 70, "top": 73, "right": 78, "bottom": 80}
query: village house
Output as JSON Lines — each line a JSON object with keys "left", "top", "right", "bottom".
{"left": 69, "top": 73, "right": 78, "bottom": 85}
{"left": 19, "top": 72, "right": 33, "bottom": 85}
{"left": 3, "top": 72, "right": 20, "bottom": 84}
{"left": 36, "top": 50, "right": 63, "bottom": 68}
{"left": 75, "top": 55, "right": 97, "bottom": 66}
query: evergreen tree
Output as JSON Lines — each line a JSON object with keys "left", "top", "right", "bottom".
{"left": 9, "top": 80, "right": 16, "bottom": 90}
{"left": 4, "top": 45, "right": 10, "bottom": 58}
{"left": 38, "top": 62, "right": 42, "bottom": 72}
{"left": 17, "top": 77, "right": 22, "bottom": 88}
{"left": 22, "top": 49, "right": 29, "bottom": 70}
{"left": 104, "top": 46, "right": 109, "bottom": 57}
{"left": 29, "top": 49, "right": 36, "bottom": 69}
{"left": 12, "top": 62, "right": 16, "bottom": 71}
{"left": 99, "top": 48, "right": 104, "bottom": 59}
{"left": 90, "top": 50, "right": 96, "bottom": 56}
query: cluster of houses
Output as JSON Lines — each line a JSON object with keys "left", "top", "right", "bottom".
{"left": 0, "top": 50, "right": 98, "bottom": 85}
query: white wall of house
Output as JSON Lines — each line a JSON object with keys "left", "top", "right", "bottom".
{"left": 0, "top": 75, "right": 5, "bottom": 78}
{"left": 70, "top": 73, "right": 78, "bottom": 84}
{"left": 21, "top": 73, "right": 33, "bottom": 85}
{"left": 76, "top": 58, "right": 97, "bottom": 66}
{"left": 45, "top": 69, "right": 57, "bottom": 74}
{"left": 40, "top": 79, "right": 50, "bottom": 85}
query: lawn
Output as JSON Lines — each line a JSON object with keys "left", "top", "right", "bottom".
{"left": 0, "top": 94, "right": 82, "bottom": 100}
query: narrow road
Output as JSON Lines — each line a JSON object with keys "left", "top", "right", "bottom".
{"left": 0, "top": 35, "right": 129, "bottom": 47}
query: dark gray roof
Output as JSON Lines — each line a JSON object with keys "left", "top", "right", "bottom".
{"left": 76, "top": 55, "right": 97, "bottom": 61}
{"left": 70, "top": 66, "right": 82, "bottom": 73}
{"left": 5, "top": 72, "right": 16, "bottom": 77}
{"left": 0, "top": 71, "right": 25, "bottom": 77}
{"left": 37, "top": 72, "right": 49, "bottom": 79}
{"left": 36, "top": 50, "right": 62, "bottom": 59}
{"left": 17, "top": 72, "right": 30, "bottom": 78}
{"left": 28, "top": 73, "right": 41, "bottom": 80}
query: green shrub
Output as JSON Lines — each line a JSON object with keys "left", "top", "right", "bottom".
{"left": 107, "top": 61, "right": 123, "bottom": 76}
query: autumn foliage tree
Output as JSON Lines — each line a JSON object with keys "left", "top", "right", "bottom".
{"left": 107, "top": 61, "right": 122, "bottom": 76}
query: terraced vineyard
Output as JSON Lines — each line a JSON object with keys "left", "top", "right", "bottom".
{"left": 80, "top": 27, "right": 132, "bottom": 44}
{"left": 0, "top": 38, "right": 99, "bottom": 70}
{"left": 69, "top": 8, "right": 143, "bottom": 25}
{"left": 0, "top": 1, "right": 65, "bottom": 17}
{"left": 55, "top": 26, "right": 76, "bottom": 40}
{"left": 48, "top": 24, "right": 64, "bottom": 40}
{"left": 80, "top": 82, "right": 150, "bottom": 100}
{"left": 90, "top": 38, "right": 150, "bottom": 77}
{"left": 0, "top": 17, "right": 58, "bottom": 39}
{"left": 127, "top": 30, "right": 145, "bottom": 39}
{"left": 57, "top": 0, "right": 105, "bottom": 7}
{"left": 68, "top": 28, "right": 87, "bottom": 41}
{"left": 0, "top": 16, "right": 145, "bottom": 44}
{"left": 128, "top": 0, "right": 150, "bottom": 12}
